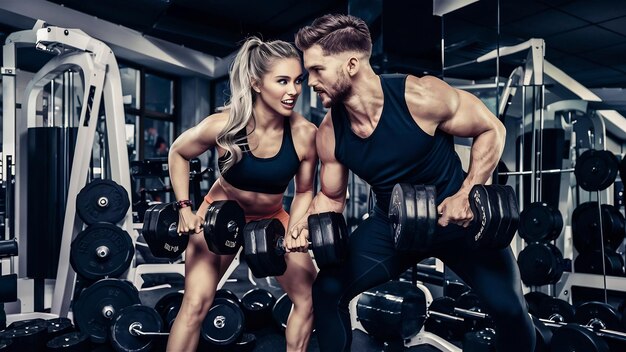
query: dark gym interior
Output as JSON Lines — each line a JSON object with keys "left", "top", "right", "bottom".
{"left": 0, "top": 1, "right": 625, "bottom": 351}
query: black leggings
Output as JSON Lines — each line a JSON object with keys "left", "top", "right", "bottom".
{"left": 312, "top": 207, "right": 535, "bottom": 352}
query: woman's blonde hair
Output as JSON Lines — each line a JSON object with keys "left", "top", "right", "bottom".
{"left": 217, "top": 36, "right": 300, "bottom": 173}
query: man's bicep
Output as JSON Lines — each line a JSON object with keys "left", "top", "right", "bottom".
{"left": 319, "top": 157, "right": 348, "bottom": 203}
{"left": 316, "top": 116, "right": 348, "bottom": 204}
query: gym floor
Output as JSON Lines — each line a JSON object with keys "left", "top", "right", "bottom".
{"left": 194, "top": 260, "right": 441, "bottom": 352}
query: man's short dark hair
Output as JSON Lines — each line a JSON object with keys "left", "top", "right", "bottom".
{"left": 295, "top": 14, "right": 372, "bottom": 56}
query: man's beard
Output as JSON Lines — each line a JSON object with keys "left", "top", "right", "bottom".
{"left": 324, "top": 71, "right": 352, "bottom": 107}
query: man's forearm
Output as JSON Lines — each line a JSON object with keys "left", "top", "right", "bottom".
{"left": 461, "top": 128, "right": 505, "bottom": 193}
{"left": 311, "top": 191, "right": 346, "bottom": 214}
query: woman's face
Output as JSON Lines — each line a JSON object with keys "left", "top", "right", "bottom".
{"left": 254, "top": 57, "right": 303, "bottom": 116}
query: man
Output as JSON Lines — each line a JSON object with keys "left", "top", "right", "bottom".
{"left": 291, "top": 14, "right": 535, "bottom": 352}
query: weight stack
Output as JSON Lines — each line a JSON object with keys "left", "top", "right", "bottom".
{"left": 27, "top": 127, "right": 77, "bottom": 279}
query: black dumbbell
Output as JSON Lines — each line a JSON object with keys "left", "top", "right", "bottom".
{"left": 244, "top": 212, "right": 349, "bottom": 278}
{"left": 154, "top": 291, "right": 184, "bottom": 331}
{"left": 389, "top": 184, "right": 519, "bottom": 252}
{"left": 518, "top": 202, "right": 564, "bottom": 243}
{"left": 232, "top": 332, "right": 257, "bottom": 352}
{"left": 0, "top": 320, "right": 48, "bottom": 351}
{"left": 537, "top": 297, "right": 575, "bottom": 323}
{"left": 0, "top": 339, "right": 11, "bottom": 351}
{"left": 272, "top": 293, "right": 292, "bottom": 332}
{"left": 429, "top": 296, "right": 623, "bottom": 352}
{"left": 215, "top": 289, "right": 241, "bottom": 308}
{"left": 355, "top": 280, "right": 427, "bottom": 342}
{"left": 424, "top": 297, "right": 465, "bottom": 341}
{"left": 456, "top": 291, "right": 494, "bottom": 332}
{"left": 463, "top": 328, "right": 495, "bottom": 352}
{"left": 46, "top": 317, "right": 75, "bottom": 341}
{"left": 240, "top": 288, "right": 276, "bottom": 331}
{"left": 550, "top": 323, "right": 609, "bottom": 352}
{"left": 525, "top": 291, "right": 551, "bottom": 317}
{"left": 142, "top": 200, "right": 246, "bottom": 258}
{"left": 517, "top": 242, "right": 566, "bottom": 286}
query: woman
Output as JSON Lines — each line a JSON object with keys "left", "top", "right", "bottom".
{"left": 167, "top": 37, "right": 318, "bottom": 351}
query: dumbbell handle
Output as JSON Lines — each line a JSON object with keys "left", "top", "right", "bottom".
{"left": 167, "top": 219, "right": 239, "bottom": 237}
{"left": 388, "top": 201, "right": 474, "bottom": 224}
{"left": 168, "top": 222, "right": 203, "bottom": 237}
{"left": 128, "top": 322, "right": 169, "bottom": 337}
{"left": 431, "top": 306, "right": 626, "bottom": 340}
{"left": 275, "top": 236, "right": 312, "bottom": 254}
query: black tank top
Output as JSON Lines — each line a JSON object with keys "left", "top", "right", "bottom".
{"left": 219, "top": 119, "right": 300, "bottom": 194}
{"left": 331, "top": 74, "right": 465, "bottom": 212}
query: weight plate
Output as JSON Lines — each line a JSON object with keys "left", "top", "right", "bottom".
{"left": 389, "top": 183, "right": 418, "bottom": 251}
{"left": 201, "top": 297, "right": 245, "bottom": 346}
{"left": 46, "top": 331, "right": 90, "bottom": 352}
{"left": 204, "top": 200, "right": 245, "bottom": 255}
{"left": 77, "top": 179, "right": 130, "bottom": 225}
{"left": 70, "top": 223, "right": 134, "bottom": 280}
{"left": 142, "top": 203, "right": 188, "bottom": 258}
{"left": 517, "top": 243, "right": 565, "bottom": 286}
{"left": 572, "top": 202, "right": 626, "bottom": 252}
{"left": 574, "top": 150, "right": 618, "bottom": 192}
{"left": 519, "top": 202, "right": 563, "bottom": 243}
{"left": 72, "top": 279, "right": 140, "bottom": 344}
{"left": 574, "top": 301, "right": 622, "bottom": 331}
{"left": 550, "top": 323, "right": 609, "bottom": 352}
{"left": 110, "top": 305, "right": 162, "bottom": 352}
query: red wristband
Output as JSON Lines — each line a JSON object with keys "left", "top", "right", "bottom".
{"left": 175, "top": 199, "right": 193, "bottom": 211}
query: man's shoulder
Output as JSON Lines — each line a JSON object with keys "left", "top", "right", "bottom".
{"left": 405, "top": 75, "right": 447, "bottom": 92}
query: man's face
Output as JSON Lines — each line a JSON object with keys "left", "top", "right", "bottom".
{"left": 303, "top": 45, "right": 352, "bottom": 108}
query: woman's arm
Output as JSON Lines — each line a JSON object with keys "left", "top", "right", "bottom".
{"left": 285, "top": 113, "right": 349, "bottom": 251}
{"left": 284, "top": 120, "right": 318, "bottom": 251}
{"left": 168, "top": 112, "right": 227, "bottom": 232}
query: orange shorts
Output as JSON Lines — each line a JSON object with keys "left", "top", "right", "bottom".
{"left": 203, "top": 194, "right": 290, "bottom": 232}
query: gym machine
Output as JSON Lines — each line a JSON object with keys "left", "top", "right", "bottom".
{"left": 2, "top": 21, "right": 133, "bottom": 319}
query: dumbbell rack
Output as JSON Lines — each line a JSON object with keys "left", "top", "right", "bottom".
{"left": 2, "top": 21, "right": 133, "bottom": 318}
{"left": 132, "top": 253, "right": 241, "bottom": 293}
{"left": 555, "top": 272, "right": 626, "bottom": 302}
